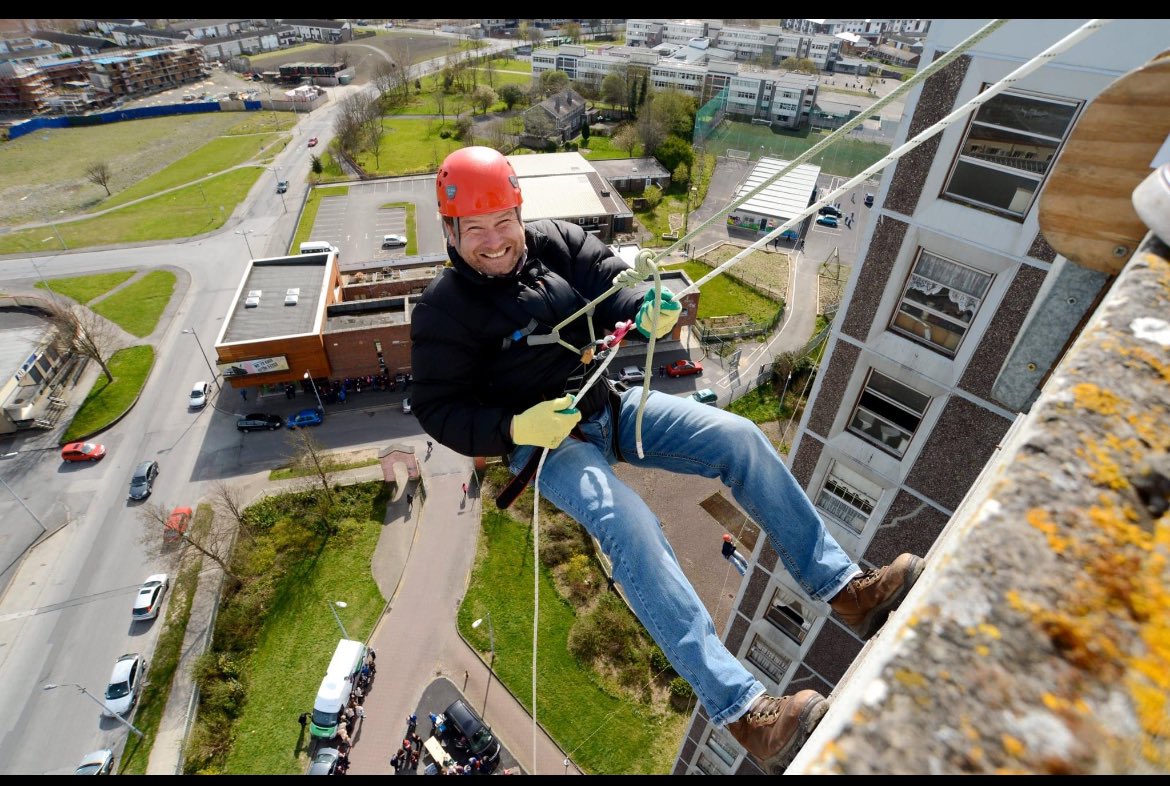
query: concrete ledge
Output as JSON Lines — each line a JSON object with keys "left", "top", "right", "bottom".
{"left": 792, "top": 234, "right": 1170, "bottom": 774}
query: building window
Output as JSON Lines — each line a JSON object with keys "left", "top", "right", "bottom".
{"left": 695, "top": 752, "right": 724, "bottom": 775}
{"left": 816, "top": 461, "right": 879, "bottom": 535}
{"left": 706, "top": 729, "right": 739, "bottom": 767}
{"left": 943, "top": 88, "right": 1080, "bottom": 217}
{"left": 847, "top": 369, "right": 931, "bottom": 457}
{"left": 890, "top": 249, "right": 992, "bottom": 356}
{"left": 746, "top": 634, "right": 790, "bottom": 683}
{"left": 764, "top": 586, "right": 814, "bottom": 644}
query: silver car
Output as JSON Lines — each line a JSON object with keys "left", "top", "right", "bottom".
{"left": 103, "top": 653, "right": 146, "bottom": 717}
{"left": 308, "top": 747, "right": 340, "bottom": 775}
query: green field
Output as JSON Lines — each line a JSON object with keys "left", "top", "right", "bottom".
{"left": 35, "top": 270, "right": 135, "bottom": 304}
{"left": 92, "top": 270, "right": 177, "bottom": 338}
{"left": 703, "top": 120, "right": 890, "bottom": 178}
{"left": 662, "top": 260, "right": 780, "bottom": 322}
{"left": 61, "top": 345, "right": 156, "bottom": 442}
{"left": 351, "top": 118, "right": 464, "bottom": 177}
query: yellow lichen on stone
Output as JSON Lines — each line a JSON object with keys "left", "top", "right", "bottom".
{"left": 895, "top": 669, "right": 927, "bottom": 690}
{"left": 977, "top": 623, "right": 1002, "bottom": 640}
{"left": 1120, "top": 343, "right": 1170, "bottom": 385}
{"left": 976, "top": 644, "right": 990, "bottom": 657}
{"left": 1072, "top": 382, "right": 1123, "bottom": 415}
{"left": 1027, "top": 508, "right": 1072, "bottom": 552}
{"left": 1078, "top": 440, "right": 1130, "bottom": 491}
{"left": 1002, "top": 734, "right": 1025, "bottom": 758}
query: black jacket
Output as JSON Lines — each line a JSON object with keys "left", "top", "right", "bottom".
{"left": 410, "top": 219, "right": 642, "bottom": 457}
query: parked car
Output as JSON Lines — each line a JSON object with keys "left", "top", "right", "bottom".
{"left": 102, "top": 653, "right": 146, "bottom": 717}
{"left": 307, "top": 137, "right": 319, "bottom": 147}
{"left": 189, "top": 381, "right": 211, "bottom": 410}
{"left": 690, "top": 388, "right": 719, "bottom": 406}
{"left": 308, "top": 748, "right": 340, "bottom": 775}
{"left": 617, "top": 365, "right": 645, "bottom": 385}
{"left": 131, "top": 574, "right": 169, "bottom": 621}
{"left": 276, "top": 180, "right": 289, "bottom": 194}
{"left": 237, "top": 413, "right": 284, "bottom": 432}
{"left": 815, "top": 215, "right": 839, "bottom": 228}
{"left": 382, "top": 234, "right": 407, "bottom": 248}
{"left": 818, "top": 204, "right": 843, "bottom": 218}
{"left": 442, "top": 699, "right": 500, "bottom": 763}
{"left": 666, "top": 359, "right": 703, "bottom": 378}
{"left": 402, "top": 397, "right": 412, "bottom": 415}
{"left": 864, "top": 193, "right": 875, "bottom": 207}
{"left": 61, "top": 441, "right": 106, "bottom": 462}
{"left": 287, "top": 407, "right": 324, "bottom": 429}
{"left": 128, "top": 460, "right": 159, "bottom": 500}
{"left": 164, "top": 507, "right": 192, "bottom": 543}
{"left": 74, "top": 749, "right": 114, "bottom": 775}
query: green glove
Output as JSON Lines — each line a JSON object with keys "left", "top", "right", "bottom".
{"left": 635, "top": 288, "right": 681, "bottom": 339}
{"left": 511, "top": 395, "right": 581, "bottom": 449}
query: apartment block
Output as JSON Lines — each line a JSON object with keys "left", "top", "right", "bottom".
{"left": 674, "top": 18, "right": 1170, "bottom": 775}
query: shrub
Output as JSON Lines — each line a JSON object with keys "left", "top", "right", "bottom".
{"left": 454, "top": 116, "right": 473, "bottom": 140}
{"left": 562, "top": 553, "right": 598, "bottom": 603}
{"left": 439, "top": 130, "right": 451, "bottom": 139}
{"left": 649, "top": 645, "right": 673, "bottom": 675}
{"left": 643, "top": 184, "right": 663, "bottom": 209}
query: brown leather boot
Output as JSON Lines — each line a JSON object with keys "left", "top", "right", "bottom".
{"left": 727, "top": 690, "right": 828, "bottom": 773}
{"left": 830, "top": 553, "right": 924, "bottom": 640}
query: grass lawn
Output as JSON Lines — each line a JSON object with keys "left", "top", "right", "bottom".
{"left": 269, "top": 457, "right": 379, "bottom": 481}
{"left": 486, "top": 57, "right": 531, "bottom": 72}
{"left": 0, "top": 168, "right": 261, "bottom": 255}
{"left": 381, "top": 202, "right": 419, "bottom": 254}
{"left": 103, "top": 133, "right": 284, "bottom": 209}
{"left": 225, "top": 112, "right": 300, "bottom": 136}
{"left": 119, "top": 505, "right": 211, "bottom": 774}
{"left": 580, "top": 134, "right": 644, "bottom": 161}
{"left": 0, "top": 113, "right": 255, "bottom": 227}
{"left": 221, "top": 484, "right": 387, "bottom": 775}
{"left": 61, "top": 345, "right": 155, "bottom": 443}
{"left": 703, "top": 120, "right": 890, "bottom": 178}
{"left": 291, "top": 185, "right": 350, "bottom": 251}
{"left": 460, "top": 509, "right": 687, "bottom": 774}
{"left": 92, "top": 270, "right": 176, "bottom": 337}
{"left": 35, "top": 270, "right": 135, "bottom": 304}
{"left": 728, "top": 383, "right": 781, "bottom": 425}
{"left": 353, "top": 118, "right": 463, "bottom": 177}
{"left": 661, "top": 260, "right": 780, "bottom": 322}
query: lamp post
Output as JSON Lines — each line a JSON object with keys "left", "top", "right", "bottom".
{"left": 182, "top": 328, "right": 221, "bottom": 390}
{"left": 43, "top": 682, "right": 143, "bottom": 738}
{"left": 51, "top": 210, "right": 67, "bottom": 250}
{"left": 304, "top": 371, "right": 324, "bottom": 410}
{"left": 329, "top": 600, "right": 350, "bottom": 639}
{"left": 471, "top": 612, "right": 495, "bottom": 719}
{"left": 235, "top": 229, "right": 256, "bottom": 258}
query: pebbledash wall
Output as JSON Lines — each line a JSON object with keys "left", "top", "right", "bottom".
{"left": 673, "top": 19, "right": 1170, "bottom": 775}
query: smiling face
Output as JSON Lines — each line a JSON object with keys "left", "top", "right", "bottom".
{"left": 448, "top": 208, "right": 526, "bottom": 277}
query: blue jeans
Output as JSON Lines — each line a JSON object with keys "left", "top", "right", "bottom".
{"left": 509, "top": 387, "right": 858, "bottom": 725}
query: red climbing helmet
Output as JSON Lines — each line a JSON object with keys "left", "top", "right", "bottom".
{"left": 436, "top": 146, "right": 523, "bottom": 219}
{"left": 723, "top": 533, "right": 733, "bottom": 542}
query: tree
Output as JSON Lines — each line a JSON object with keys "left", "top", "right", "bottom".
{"left": 497, "top": 83, "right": 525, "bottom": 111}
{"left": 525, "top": 109, "right": 556, "bottom": 144}
{"left": 613, "top": 124, "right": 639, "bottom": 157}
{"left": 371, "top": 59, "right": 397, "bottom": 101}
{"left": 561, "top": 22, "right": 582, "bottom": 43}
{"left": 286, "top": 429, "right": 334, "bottom": 506}
{"left": 137, "top": 502, "right": 240, "bottom": 583}
{"left": 673, "top": 161, "right": 690, "bottom": 186}
{"left": 453, "top": 115, "right": 473, "bottom": 141}
{"left": 580, "top": 120, "right": 590, "bottom": 146}
{"left": 85, "top": 162, "right": 113, "bottom": 196}
{"left": 385, "top": 38, "right": 414, "bottom": 101}
{"left": 42, "top": 297, "right": 119, "bottom": 382}
{"left": 539, "top": 69, "right": 570, "bottom": 97}
{"left": 779, "top": 57, "right": 817, "bottom": 74}
{"left": 433, "top": 85, "right": 447, "bottom": 123}
{"left": 636, "top": 110, "right": 668, "bottom": 158}
{"left": 310, "top": 153, "right": 323, "bottom": 175}
{"left": 638, "top": 74, "right": 649, "bottom": 107}
{"left": 654, "top": 135, "right": 694, "bottom": 175}
{"left": 471, "top": 84, "right": 497, "bottom": 114}
{"left": 482, "top": 118, "right": 510, "bottom": 152}
{"left": 643, "top": 184, "right": 663, "bottom": 209}
{"left": 600, "top": 72, "right": 625, "bottom": 109}
{"left": 648, "top": 89, "right": 697, "bottom": 138}
{"left": 208, "top": 480, "right": 257, "bottom": 543}
{"left": 328, "top": 44, "right": 350, "bottom": 69}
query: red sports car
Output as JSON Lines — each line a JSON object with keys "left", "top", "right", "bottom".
{"left": 307, "top": 137, "right": 319, "bottom": 147}
{"left": 61, "top": 441, "right": 106, "bottom": 462}
{"left": 666, "top": 359, "right": 704, "bottom": 378}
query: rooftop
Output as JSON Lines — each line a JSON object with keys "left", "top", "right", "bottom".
{"left": 733, "top": 157, "right": 822, "bottom": 221}
{"left": 218, "top": 256, "right": 330, "bottom": 345}
{"left": 518, "top": 175, "right": 607, "bottom": 222}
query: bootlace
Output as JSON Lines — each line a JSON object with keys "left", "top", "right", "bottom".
{"left": 852, "top": 567, "right": 881, "bottom": 590}
{"left": 745, "top": 697, "right": 785, "bottom": 723}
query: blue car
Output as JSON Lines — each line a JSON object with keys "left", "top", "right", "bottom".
{"left": 816, "top": 215, "right": 839, "bottom": 228}
{"left": 286, "top": 407, "right": 324, "bottom": 429}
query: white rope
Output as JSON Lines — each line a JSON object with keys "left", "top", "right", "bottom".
{"left": 517, "top": 19, "right": 1112, "bottom": 770}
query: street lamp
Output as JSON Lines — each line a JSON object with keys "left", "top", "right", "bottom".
{"left": 235, "top": 229, "right": 256, "bottom": 258}
{"left": 182, "top": 328, "right": 222, "bottom": 390}
{"left": 329, "top": 600, "right": 350, "bottom": 639}
{"left": 304, "top": 371, "right": 324, "bottom": 410}
{"left": 51, "top": 210, "right": 67, "bottom": 250}
{"left": 43, "top": 682, "right": 144, "bottom": 738}
{"left": 472, "top": 612, "right": 495, "bottom": 718}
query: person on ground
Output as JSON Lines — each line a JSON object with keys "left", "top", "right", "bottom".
{"left": 721, "top": 533, "right": 749, "bottom": 576}
{"left": 410, "top": 146, "right": 925, "bottom": 772}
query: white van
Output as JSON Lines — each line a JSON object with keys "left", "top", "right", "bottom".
{"left": 308, "top": 639, "right": 367, "bottom": 739}
{"left": 299, "top": 241, "right": 338, "bottom": 256}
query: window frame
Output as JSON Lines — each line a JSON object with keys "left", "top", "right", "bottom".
{"left": 940, "top": 86, "right": 1081, "bottom": 219}
{"left": 847, "top": 368, "right": 931, "bottom": 458}
{"left": 816, "top": 461, "right": 878, "bottom": 536}
{"left": 745, "top": 634, "right": 790, "bottom": 683}
{"left": 889, "top": 248, "right": 993, "bottom": 357}
{"left": 763, "top": 586, "right": 814, "bottom": 644}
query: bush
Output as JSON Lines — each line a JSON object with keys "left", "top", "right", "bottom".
{"left": 439, "top": 130, "right": 451, "bottom": 139}
{"left": 642, "top": 184, "right": 663, "bottom": 209}
{"left": 668, "top": 676, "right": 694, "bottom": 698}
{"left": 562, "top": 553, "right": 599, "bottom": 603}
{"left": 649, "top": 645, "right": 673, "bottom": 675}
{"left": 567, "top": 593, "right": 647, "bottom": 666}
{"left": 563, "top": 141, "right": 578, "bottom": 151}
{"left": 454, "top": 116, "right": 473, "bottom": 141}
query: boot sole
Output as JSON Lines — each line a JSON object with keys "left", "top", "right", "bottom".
{"left": 761, "top": 694, "right": 829, "bottom": 774}
{"left": 854, "top": 555, "right": 925, "bottom": 640}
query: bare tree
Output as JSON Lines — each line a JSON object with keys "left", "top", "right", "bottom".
{"left": 329, "top": 44, "right": 350, "bottom": 69}
{"left": 433, "top": 86, "right": 447, "bottom": 124}
{"left": 334, "top": 92, "right": 382, "bottom": 161}
{"left": 483, "top": 55, "right": 496, "bottom": 89}
{"left": 371, "top": 59, "right": 397, "bottom": 100}
{"left": 613, "top": 124, "right": 640, "bottom": 157}
{"left": 636, "top": 111, "right": 668, "bottom": 158}
{"left": 208, "top": 480, "right": 256, "bottom": 542}
{"left": 384, "top": 37, "right": 414, "bottom": 101}
{"left": 286, "top": 429, "right": 335, "bottom": 505}
{"left": 562, "top": 22, "right": 582, "bottom": 43}
{"left": 138, "top": 502, "right": 240, "bottom": 583}
{"left": 482, "top": 118, "right": 510, "bottom": 152}
{"left": 85, "top": 162, "right": 113, "bottom": 196}
{"left": 42, "top": 297, "right": 119, "bottom": 382}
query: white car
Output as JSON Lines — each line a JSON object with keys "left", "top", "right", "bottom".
{"left": 402, "top": 397, "right": 412, "bottom": 415}
{"left": 131, "top": 574, "right": 169, "bottom": 621}
{"left": 617, "top": 365, "right": 645, "bottom": 385}
{"left": 74, "top": 749, "right": 114, "bottom": 775}
{"left": 103, "top": 653, "right": 146, "bottom": 717}
{"left": 382, "top": 234, "right": 407, "bottom": 248}
{"left": 189, "top": 381, "right": 211, "bottom": 410}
